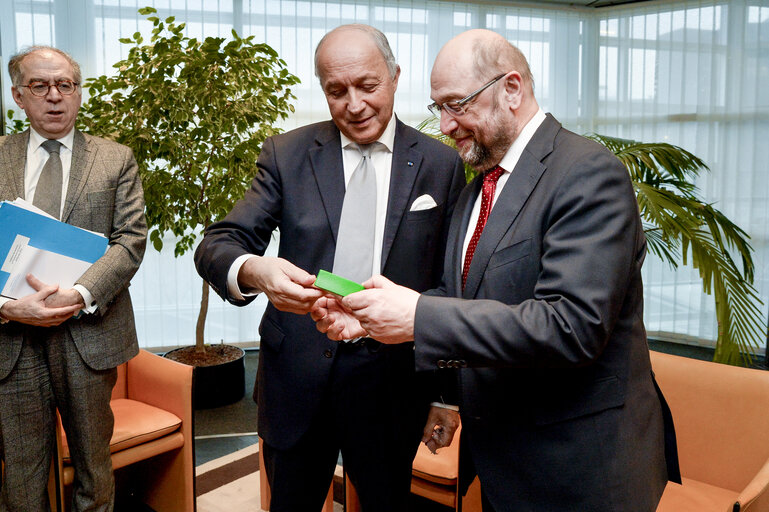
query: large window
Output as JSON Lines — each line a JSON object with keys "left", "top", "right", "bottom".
{"left": 2, "top": 0, "right": 767, "bottom": 351}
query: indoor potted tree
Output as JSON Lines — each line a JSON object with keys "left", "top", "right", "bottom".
{"left": 79, "top": 7, "right": 300, "bottom": 407}
{"left": 418, "top": 119, "right": 765, "bottom": 367}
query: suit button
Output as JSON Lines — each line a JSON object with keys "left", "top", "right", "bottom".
{"left": 323, "top": 349, "right": 333, "bottom": 358}
{"left": 437, "top": 360, "right": 447, "bottom": 368}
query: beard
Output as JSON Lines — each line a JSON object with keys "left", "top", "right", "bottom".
{"left": 452, "top": 109, "right": 514, "bottom": 171}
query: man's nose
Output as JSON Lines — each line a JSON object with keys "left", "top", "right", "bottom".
{"left": 439, "top": 110, "right": 458, "bottom": 136}
{"left": 45, "top": 85, "right": 63, "bottom": 101}
{"left": 347, "top": 90, "right": 365, "bottom": 114}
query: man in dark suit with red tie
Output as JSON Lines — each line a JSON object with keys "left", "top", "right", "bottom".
{"left": 313, "top": 29, "right": 680, "bottom": 511}
{"left": 195, "top": 24, "right": 465, "bottom": 511}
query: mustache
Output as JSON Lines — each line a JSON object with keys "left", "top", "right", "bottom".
{"left": 449, "top": 127, "right": 473, "bottom": 141}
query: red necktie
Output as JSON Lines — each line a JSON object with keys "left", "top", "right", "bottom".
{"left": 462, "top": 166, "right": 504, "bottom": 289}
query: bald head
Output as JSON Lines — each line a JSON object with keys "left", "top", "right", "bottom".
{"left": 434, "top": 29, "right": 534, "bottom": 94}
{"left": 315, "top": 24, "right": 398, "bottom": 82}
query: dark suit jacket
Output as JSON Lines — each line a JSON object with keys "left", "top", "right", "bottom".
{"left": 0, "top": 129, "right": 147, "bottom": 378}
{"left": 414, "top": 115, "right": 677, "bottom": 511}
{"left": 195, "top": 119, "right": 466, "bottom": 450}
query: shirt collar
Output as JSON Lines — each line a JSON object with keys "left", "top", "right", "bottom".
{"left": 30, "top": 127, "right": 75, "bottom": 152}
{"left": 497, "top": 108, "right": 547, "bottom": 173}
{"left": 340, "top": 113, "right": 396, "bottom": 153}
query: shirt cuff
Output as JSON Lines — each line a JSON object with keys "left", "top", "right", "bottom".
{"left": 0, "top": 297, "right": 11, "bottom": 324}
{"left": 227, "top": 254, "right": 261, "bottom": 301}
{"left": 73, "top": 284, "right": 97, "bottom": 314}
{"left": 430, "top": 401, "right": 459, "bottom": 412}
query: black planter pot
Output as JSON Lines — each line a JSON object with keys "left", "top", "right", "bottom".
{"left": 164, "top": 346, "right": 246, "bottom": 409}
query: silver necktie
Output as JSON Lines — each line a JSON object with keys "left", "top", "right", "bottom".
{"left": 34, "top": 139, "right": 63, "bottom": 219}
{"left": 333, "top": 143, "right": 377, "bottom": 283}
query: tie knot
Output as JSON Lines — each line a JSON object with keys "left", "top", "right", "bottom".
{"left": 41, "top": 139, "right": 62, "bottom": 155}
{"left": 357, "top": 142, "right": 377, "bottom": 158}
{"left": 484, "top": 165, "right": 504, "bottom": 184}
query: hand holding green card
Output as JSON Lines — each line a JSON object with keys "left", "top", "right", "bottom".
{"left": 313, "top": 269, "right": 365, "bottom": 297}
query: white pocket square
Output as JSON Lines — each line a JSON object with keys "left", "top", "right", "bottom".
{"left": 410, "top": 194, "right": 437, "bottom": 211}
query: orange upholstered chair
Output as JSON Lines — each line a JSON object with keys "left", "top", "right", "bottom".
{"left": 411, "top": 422, "right": 463, "bottom": 509}
{"left": 50, "top": 349, "right": 194, "bottom": 512}
{"left": 343, "top": 420, "right": 481, "bottom": 512}
{"left": 410, "top": 422, "right": 482, "bottom": 512}
{"left": 652, "top": 350, "right": 769, "bottom": 511}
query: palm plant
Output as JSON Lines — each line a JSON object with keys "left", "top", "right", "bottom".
{"left": 418, "top": 119, "right": 765, "bottom": 366}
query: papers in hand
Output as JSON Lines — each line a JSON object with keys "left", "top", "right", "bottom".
{"left": 0, "top": 198, "right": 108, "bottom": 299}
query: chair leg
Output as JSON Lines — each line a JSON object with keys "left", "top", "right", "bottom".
{"left": 258, "top": 438, "right": 270, "bottom": 512}
{"left": 344, "top": 470, "right": 361, "bottom": 512}
{"left": 455, "top": 479, "right": 462, "bottom": 512}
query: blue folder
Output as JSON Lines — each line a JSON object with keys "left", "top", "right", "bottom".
{"left": 0, "top": 202, "right": 108, "bottom": 294}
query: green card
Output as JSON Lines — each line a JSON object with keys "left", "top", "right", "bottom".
{"left": 313, "top": 269, "right": 365, "bottom": 297}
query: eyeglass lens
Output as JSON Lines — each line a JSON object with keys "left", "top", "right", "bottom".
{"left": 27, "top": 81, "right": 77, "bottom": 96}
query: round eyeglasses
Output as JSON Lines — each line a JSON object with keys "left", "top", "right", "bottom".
{"left": 22, "top": 80, "right": 80, "bottom": 97}
{"left": 427, "top": 73, "right": 508, "bottom": 118}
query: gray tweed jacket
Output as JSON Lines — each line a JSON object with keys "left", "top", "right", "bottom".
{"left": 0, "top": 129, "right": 147, "bottom": 378}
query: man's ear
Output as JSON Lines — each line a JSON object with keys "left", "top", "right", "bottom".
{"left": 11, "top": 87, "right": 26, "bottom": 110}
{"left": 503, "top": 71, "right": 523, "bottom": 110}
{"left": 392, "top": 64, "right": 401, "bottom": 92}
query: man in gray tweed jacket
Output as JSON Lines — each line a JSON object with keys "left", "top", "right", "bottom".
{"left": 0, "top": 46, "right": 146, "bottom": 512}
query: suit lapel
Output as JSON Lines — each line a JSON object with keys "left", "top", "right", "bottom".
{"left": 309, "top": 123, "right": 346, "bottom": 241}
{"left": 381, "top": 120, "right": 421, "bottom": 271}
{"left": 62, "top": 131, "right": 92, "bottom": 222}
{"left": 462, "top": 114, "right": 561, "bottom": 299}
{"left": 447, "top": 178, "right": 482, "bottom": 296}
{"left": 0, "top": 131, "right": 30, "bottom": 201}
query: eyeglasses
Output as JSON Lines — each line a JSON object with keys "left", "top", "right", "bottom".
{"left": 428, "top": 73, "right": 507, "bottom": 118}
{"left": 21, "top": 80, "right": 80, "bottom": 97}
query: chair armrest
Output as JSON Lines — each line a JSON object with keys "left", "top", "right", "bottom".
{"left": 125, "top": 349, "right": 193, "bottom": 422}
{"left": 737, "top": 458, "right": 769, "bottom": 511}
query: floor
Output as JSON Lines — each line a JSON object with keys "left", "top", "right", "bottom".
{"left": 194, "top": 348, "right": 259, "bottom": 466}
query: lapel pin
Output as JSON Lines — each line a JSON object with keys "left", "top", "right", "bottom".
{"left": 407, "top": 161, "right": 414, "bottom": 167}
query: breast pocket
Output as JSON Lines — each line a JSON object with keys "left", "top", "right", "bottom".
{"left": 404, "top": 205, "right": 441, "bottom": 223}
{"left": 487, "top": 239, "right": 531, "bottom": 270}
{"left": 481, "top": 239, "right": 535, "bottom": 303}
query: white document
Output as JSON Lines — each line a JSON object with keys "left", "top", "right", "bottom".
{"left": 0, "top": 233, "right": 92, "bottom": 299}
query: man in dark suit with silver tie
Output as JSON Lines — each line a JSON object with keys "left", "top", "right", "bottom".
{"left": 195, "top": 24, "right": 465, "bottom": 511}
{"left": 313, "top": 29, "right": 680, "bottom": 511}
{"left": 0, "top": 47, "right": 147, "bottom": 511}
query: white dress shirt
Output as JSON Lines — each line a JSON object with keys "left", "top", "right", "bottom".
{"left": 226, "top": 114, "right": 398, "bottom": 300}
{"left": 0, "top": 128, "right": 96, "bottom": 318}
{"left": 461, "top": 109, "right": 547, "bottom": 267}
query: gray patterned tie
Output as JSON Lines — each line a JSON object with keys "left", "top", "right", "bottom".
{"left": 34, "top": 140, "right": 63, "bottom": 219}
{"left": 333, "top": 143, "right": 377, "bottom": 283}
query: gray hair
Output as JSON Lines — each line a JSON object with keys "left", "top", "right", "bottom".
{"left": 314, "top": 24, "right": 398, "bottom": 81}
{"left": 8, "top": 46, "right": 82, "bottom": 87}
{"left": 472, "top": 37, "right": 534, "bottom": 92}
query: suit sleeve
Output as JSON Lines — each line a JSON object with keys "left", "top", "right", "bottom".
{"left": 194, "top": 136, "right": 282, "bottom": 305}
{"left": 414, "top": 148, "right": 642, "bottom": 371}
{"left": 75, "top": 145, "right": 147, "bottom": 313}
